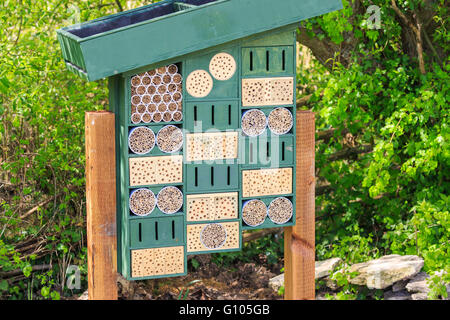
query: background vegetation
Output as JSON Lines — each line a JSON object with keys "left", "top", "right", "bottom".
{"left": 0, "top": 0, "right": 448, "bottom": 299}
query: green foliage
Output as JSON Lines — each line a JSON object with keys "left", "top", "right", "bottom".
{"left": 299, "top": 0, "right": 449, "bottom": 282}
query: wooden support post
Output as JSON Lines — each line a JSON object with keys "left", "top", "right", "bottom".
{"left": 284, "top": 110, "right": 315, "bottom": 300}
{"left": 85, "top": 111, "right": 118, "bottom": 300}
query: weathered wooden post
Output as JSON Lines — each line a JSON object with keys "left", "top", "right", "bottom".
{"left": 85, "top": 111, "right": 118, "bottom": 300}
{"left": 284, "top": 110, "right": 315, "bottom": 300}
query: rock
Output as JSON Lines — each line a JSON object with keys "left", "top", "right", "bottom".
{"left": 384, "top": 290, "right": 411, "bottom": 300}
{"left": 78, "top": 290, "right": 89, "bottom": 300}
{"left": 411, "top": 292, "right": 429, "bottom": 300}
{"left": 323, "top": 276, "right": 340, "bottom": 290}
{"left": 269, "top": 273, "right": 284, "bottom": 292}
{"left": 315, "top": 258, "right": 343, "bottom": 279}
{"left": 406, "top": 272, "right": 430, "bottom": 293}
{"left": 392, "top": 279, "right": 409, "bottom": 292}
{"left": 268, "top": 257, "right": 343, "bottom": 292}
{"left": 348, "top": 255, "right": 424, "bottom": 289}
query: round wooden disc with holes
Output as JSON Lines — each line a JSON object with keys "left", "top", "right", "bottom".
{"left": 209, "top": 52, "right": 236, "bottom": 81}
{"left": 186, "top": 70, "right": 213, "bottom": 98}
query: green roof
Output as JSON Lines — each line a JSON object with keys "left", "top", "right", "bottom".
{"left": 57, "top": 0, "right": 343, "bottom": 81}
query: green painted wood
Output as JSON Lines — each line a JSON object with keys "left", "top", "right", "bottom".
{"left": 185, "top": 46, "right": 239, "bottom": 100}
{"left": 242, "top": 46, "right": 294, "bottom": 77}
{"left": 240, "top": 135, "right": 295, "bottom": 168}
{"left": 129, "top": 215, "right": 185, "bottom": 249}
{"left": 184, "top": 101, "right": 239, "bottom": 131}
{"left": 185, "top": 163, "right": 239, "bottom": 193}
{"left": 57, "top": 0, "right": 343, "bottom": 81}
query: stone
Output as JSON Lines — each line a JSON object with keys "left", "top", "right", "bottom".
{"left": 348, "top": 255, "right": 424, "bottom": 290}
{"left": 411, "top": 292, "right": 429, "bottom": 300}
{"left": 384, "top": 290, "right": 411, "bottom": 300}
{"left": 405, "top": 272, "right": 430, "bottom": 293}
{"left": 315, "top": 258, "right": 343, "bottom": 279}
{"left": 268, "top": 273, "right": 284, "bottom": 292}
{"left": 268, "top": 257, "right": 343, "bottom": 292}
{"left": 392, "top": 279, "right": 409, "bottom": 292}
{"left": 78, "top": 290, "right": 89, "bottom": 300}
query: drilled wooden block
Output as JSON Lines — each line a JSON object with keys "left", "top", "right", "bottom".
{"left": 242, "top": 77, "right": 294, "bottom": 106}
{"left": 242, "top": 167, "right": 292, "bottom": 197}
{"left": 129, "top": 155, "right": 183, "bottom": 187}
{"left": 209, "top": 52, "right": 237, "bottom": 81}
{"left": 186, "top": 132, "right": 238, "bottom": 161}
{"left": 187, "top": 192, "right": 238, "bottom": 222}
{"left": 131, "top": 246, "right": 184, "bottom": 278}
{"left": 186, "top": 69, "right": 213, "bottom": 98}
{"left": 186, "top": 222, "right": 240, "bottom": 253}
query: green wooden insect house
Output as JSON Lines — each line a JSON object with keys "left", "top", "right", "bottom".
{"left": 57, "top": 0, "right": 343, "bottom": 280}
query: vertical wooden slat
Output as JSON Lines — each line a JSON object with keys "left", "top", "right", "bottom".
{"left": 85, "top": 111, "right": 118, "bottom": 300}
{"left": 284, "top": 110, "right": 315, "bottom": 300}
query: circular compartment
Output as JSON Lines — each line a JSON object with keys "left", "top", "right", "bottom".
{"left": 172, "top": 74, "right": 182, "bottom": 84}
{"left": 157, "top": 103, "right": 167, "bottom": 113}
{"left": 162, "top": 74, "right": 172, "bottom": 84}
{"left": 156, "top": 186, "right": 183, "bottom": 214}
{"left": 267, "top": 197, "right": 293, "bottom": 224}
{"left": 167, "top": 64, "right": 178, "bottom": 75}
{"left": 152, "top": 75, "right": 162, "bottom": 86}
{"left": 209, "top": 52, "right": 236, "bottom": 81}
{"left": 128, "top": 126, "right": 155, "bottom": 154}
{"left": 152, "top": 112, "right": 162, "bottom": 123}
{"left": 131, "top": 76, "right": 141, "bottom": 87}
{"left": 157, "top": 66, "right": 167, "bottom": 75}
{"left": 131, "top": 95, "right": 141, "bottom": 106}
{"left": 157, "top": 84, "right": 167, "bottom": 95}
{"left": 167, "top": 83, "right": 177, "bottom": 93}
{"left": 141, "top": 94, "right": 152, "bottom": 105}
{"left": 156, "top": 125, "right": 183, "bottom": 153}
{"left": 136, "top": 104, "right": 147, "bottom": 114}
{"left": 152, "top": 94, "right": 162, "bottom": 104}
{"left": 148, "top": 69, "right": 157, "bottom": 77}
{"left": 268, "top": 107, "right": 293, "bottom": 135}
{"left": 241, "top": 109, "right": 267, "bottom": 137}
{"left": 186, "top": 70, "right": 212, "bottom": 98}
{"left": 163, "top": 93, "right": 172, "bottom": 103}
{"left": 162, "top": 111, "right": 173, "bottom": 122}
{"left": 147, "top": 103, "right": 157, "bottom": 113}
{"left": 129, "top": 188, "right": 156, "bottom": 216}
{"left": 136, "top": 85, "right": 146, "bottom": 95}
{"left": 172, "top": 111, "right": 183, "bottom": 122}
{"left": 242, "top": 199, "right": 267, "bottom": 227}
{"left": 131, "top": 112, "right": 142, "bottom": 124}
{"left": 141, "top": 112, "right": 152, "bottom": 124}
{"left": 147, "top": 85, "right": 157, "bottom": 95}
{"left": 200, "top": 223, "right": 227, "bottom": 249}
{"left": 141, "top": 75, "right": 152, "bottom": 86}
{"left": 167, "top": 102, "right": 178, "bottom": 112}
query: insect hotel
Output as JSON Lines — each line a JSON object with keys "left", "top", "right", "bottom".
{"left": 57, "top": 0, "right": 343, "bottom": 283}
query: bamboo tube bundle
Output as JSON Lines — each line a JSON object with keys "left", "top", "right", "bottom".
{"left": 268, "top": 107, "right": 293, "bottom": 135}
{"left": 156, "top": 186, "right": 183, "bottom": 214}
{"left": 156, "top": 125, "right": 183, "bottom": 153}
{"left": 241, "top": 109, "right": 267, "bottom": 137}
{"left": 200, "top": 224, "right": 227, "bottom": 249}
{"left": 128, "top": 126, "right": 155, "bottom": 154}
{"left": 242, "top": 199, "right": 267, "bottom": 227}
{"left": 130, "top": 65, "right": 183, "bottom": 123}
{"left": 267, "top": 197, "right": 293, "bottom": 224}
{"left": 129, "top": 188, "right": 156, "bottom": 216}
